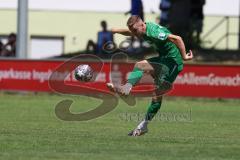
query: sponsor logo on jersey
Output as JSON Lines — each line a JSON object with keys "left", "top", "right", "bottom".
{"left": 158, "top": 33, "right": 166, "bottom": 40}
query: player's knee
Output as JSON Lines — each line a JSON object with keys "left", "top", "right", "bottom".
{"left": 152, "top": 96, "right": 162, "bottom": 103}
{"left": 135, "top": 60, "right": 152, "bottom": 71}
{"left": 135, "top": 61, "right": 144, "bottom": 69}
{"left": 159, "top": 82, "right": 172, "bottom": 93}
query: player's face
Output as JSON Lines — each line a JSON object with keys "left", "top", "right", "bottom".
{"left": 128, "top": 20, "right": 146, "bottom": 38}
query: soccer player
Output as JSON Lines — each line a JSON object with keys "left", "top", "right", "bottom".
{"left": 107, "top": 15, "right": 193, "bottom": 136}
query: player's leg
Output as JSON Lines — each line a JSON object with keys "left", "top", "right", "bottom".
{"left": 107, "top": 60, "right": 154, "bottom": 95}
{"left": 145, "top": 93, "right": 163, "bottom": 121}
{"left": 128, "top": 89, "right": 163, "bottom": 136}
{"left": 127, "top": 60, "right": 154, "bottom": 85}
{"left": 129, "top": 58, "right": 182, "bottom": 136}
{"left": 142, "top": 59, "right": 182, "bottom": 126}
{"left": 143, "top": 59, "right": 183, "bottom": 123}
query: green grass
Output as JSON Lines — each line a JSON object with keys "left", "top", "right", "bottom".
{"left": 0, "top": 93, "right": 240, "bottom": 160}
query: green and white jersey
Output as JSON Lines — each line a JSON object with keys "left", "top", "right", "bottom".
{"left": 143, "top": 22, "right": 183, "bottom": 65}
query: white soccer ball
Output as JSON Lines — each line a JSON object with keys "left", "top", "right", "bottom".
{"left": 74, "top": 64, "right": 93, "bottom": 82}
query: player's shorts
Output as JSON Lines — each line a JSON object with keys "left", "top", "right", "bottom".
{"left": 147, "top": 56, "right": 183, "bottom": 89}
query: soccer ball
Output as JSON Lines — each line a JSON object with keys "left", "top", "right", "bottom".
{"left": 74, "top": 64, "right": 93, "bottom": 82}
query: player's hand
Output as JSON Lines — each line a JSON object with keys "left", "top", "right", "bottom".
{"left": 184, "top": 50, "right": 194, "bottom": 61}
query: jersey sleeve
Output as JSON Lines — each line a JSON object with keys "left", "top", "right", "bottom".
{"left": 148, "top": 23, "right": 170, "bottom": 41}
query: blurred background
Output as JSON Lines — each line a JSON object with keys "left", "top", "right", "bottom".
{"left": 0, "top": 0, "right": 239, "bottom": 99}
{"left": 0, "top": 2, "right": 240, "bottom": 159}
{"left": 0, "top": 0, "right": 239, "bottom": 61}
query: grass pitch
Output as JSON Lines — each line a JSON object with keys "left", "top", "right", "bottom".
{"left": 0, "top": 93, "right": 240, "bottom": 160}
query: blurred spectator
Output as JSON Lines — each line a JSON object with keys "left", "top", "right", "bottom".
{"left": 159, "top": 0, "right": 171, "bottom": 27}
{"left": 86, "top": 21, "right": 114, "bottom": 54}
{"left": 97, "top": 21, "right": 114, "bottom": 53}
{"left": 190, "top": 0, "right": 205, "bottom": 47}
{"left": 1, "top": 33, "right": 16, "bottom": 57}
{"left": 86, "top": 40, "right": 97, "bottom": 53}
{"left": 169, "top": 0, "right": 191, "bottom": 49}
{"left": 125, "top": 0, "right": 144, "bottom": 21}
{"left": 0, "top": 40, "right": 3, "bottom": 56}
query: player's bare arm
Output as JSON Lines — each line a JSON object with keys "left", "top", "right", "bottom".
{"left": 167, "top": 34, "right": 194, "bottom": 61}
{"left": 111, "top": 28, "right": 133, "bottom": 36}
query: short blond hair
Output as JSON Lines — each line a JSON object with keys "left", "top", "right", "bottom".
{"left": 127, "top": 15, "right": 142, "bottom": 27}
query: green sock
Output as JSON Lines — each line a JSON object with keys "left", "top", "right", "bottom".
{"left": 127, "top": 67, "right": 144, "bottom": 86}
{"left": 145, "top": 100, "right": 162, "bottom": 121}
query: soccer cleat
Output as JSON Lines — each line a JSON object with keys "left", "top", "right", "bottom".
{"left": 128, "top": 128, "right": 148, "bottom": 137}
{"left": 128, "top": 120, "right": 149, "bottom": 136}
{"left": 106, "top": 83, "right": 132, "bottom": 96}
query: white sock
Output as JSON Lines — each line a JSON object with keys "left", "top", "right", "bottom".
{"left": 137, "top": 120, "right": 148, "bottom": 130}
{"left": 123, "top": 83, "right": 132, "bottom": 94}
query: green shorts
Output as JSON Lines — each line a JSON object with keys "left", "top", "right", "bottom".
{"left": 147, "top": 56, "right": 183, "bottom": 88}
